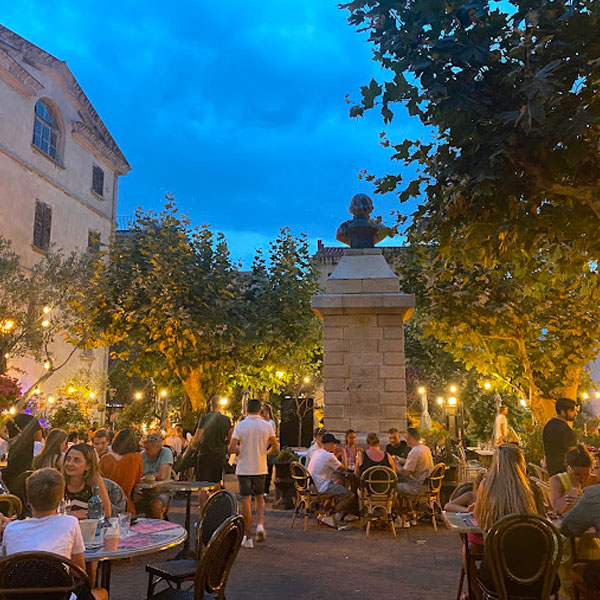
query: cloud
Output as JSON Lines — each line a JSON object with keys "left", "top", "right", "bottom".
{"left": 2, "top": 1, "right": 425, "bottom": 258}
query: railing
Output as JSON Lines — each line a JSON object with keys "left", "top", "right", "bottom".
{"left": 115, "top": 215, "right": 135, "bottom": 231}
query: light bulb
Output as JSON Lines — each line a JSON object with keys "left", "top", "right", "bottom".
{"left": 436, "top": 397, "right": 444, "bottom": 405}
{"left": 89, "top": 391, "right": 96, "bottom": 399}
{"left": 219, "top": 397, "right": 229, "bottom": 406}
{"left": 43, "top": 361, "right": 51, "bottom": 370}
{"left": 135, "top": 392, "right": 143, "bottom": 400}
{"left": 68, "top": 386, "right": 75, "bottom": 394}
{"left": 9, "top": 407, "right": 16, "bottom": 415}
{"left": 520, "top": 398, "right": 527, "bottom": 407}
{"left": 160, "top": 389, "right": 168, "bottom": 398}
{"left": 276, "top": 371, "right": 284, "bottom": 379}
{"left": 417, "top": 386, "right": 426, "bottom": 395}
{"left": 41, "top": 320, "right": 50, "bottom": 327}
{"left": 448, "top": 397, "right": 457, "bottom": 406}
{"left": 43, "top": 306, "right": 51, "bottom": 314}
{"left": 449, "top": 385, "right": 457, "bottom": 394}
{"left": 483, "top": 381, "right": 491, "bottom": 390}
{"left": 303, "top": 376, "right": 311, "bottom": 384}
{"left": 48, "top": 396, "right": 54, "bottom": 404}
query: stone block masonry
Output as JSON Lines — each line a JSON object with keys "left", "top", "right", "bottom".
{"left": 311, "top": 248, "right": 414, "bottom": 440}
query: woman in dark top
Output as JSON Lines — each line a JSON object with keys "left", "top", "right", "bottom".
{"left": 354, "top": 432, "right": 395, "bottom": 478}
{"left": 3, "top": 413, "right": 42, "bottom": 492}
{"left": 62, "top": 443, "right": 111, "bottom": 519}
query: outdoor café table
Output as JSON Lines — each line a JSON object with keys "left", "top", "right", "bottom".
{"left": 84, "top": 517, "right": 186, "bottom": 595}
{"left": 469, "top": 448, "right": 494, "bottom": 469}
{"left": 165, "top": 480, "right": 220, "bottom": 558}
{"left": 443, "top": 511, "right": 482, "bottom": 600}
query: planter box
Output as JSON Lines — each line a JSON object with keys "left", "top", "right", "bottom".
{"left": 273, "top": 461, "right": 295, "bottom": 510}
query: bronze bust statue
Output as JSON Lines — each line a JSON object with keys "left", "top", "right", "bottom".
{"left": 336, "top": 194, "right": 388, "bottom": 248}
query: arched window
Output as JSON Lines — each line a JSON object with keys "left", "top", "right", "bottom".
{"left": 32, "top": 100, "right": 59, "bottom": 160}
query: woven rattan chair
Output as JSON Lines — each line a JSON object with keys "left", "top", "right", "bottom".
{"left": 528, "top": 463, "right": 550, "bottom": 483}
{"left": 0, "top": 495, "right": 22, "bottom": 520}
{"left": 146, "top": 489, "right": 237, "bottom": 597}
{"left": 148, "top": 514, "right": 244, "bottom": 600}
{"left": 531, "top": 477, "right": 552, "bottom": 513}
{"left": 572, "top": 562, "right": 600, "bottom": 600}
{"left": 400, "top": 462, "right": 446, "bottom": 532}
{"left": 458, "top": 446, "right": 487, "bottom": 483}
{"left": 478, "top": 513, "right": 562, "bottom": 600}
{"left": 290, "top": 461, "right": 338, "bottom": 530}
{"left": 359, "top": 466, "right": 397, "bottom": 537}
{"left": 0, "top": 551, "right": 91, "bottom": 600}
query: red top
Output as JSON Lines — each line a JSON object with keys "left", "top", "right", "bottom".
{"left": 100, "top": 452, "right": 143, "bottom": 514}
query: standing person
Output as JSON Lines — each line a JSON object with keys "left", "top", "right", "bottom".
{"left": 261, "top": 402, "right": 277, "bottom": 496}
{"left": 228, "top": 398, "right": 279, "bottom": 548}
{"left": 543, "top": 397, "right": 579, "bottom": 476}
{"left": 184, "top": 395, "right": 232, "bottom": 503}
{"left": 492, "top": 406, "right": 509, "bottom": 446}
{"left": 3, "top": 413, "right": 42, "bottom": 493}
{"left": 33, "top": 428, "right": 68, "bottom": 470}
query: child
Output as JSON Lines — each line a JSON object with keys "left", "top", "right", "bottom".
{"left": 2, "top": 468, "right": 107, "bottom": 600}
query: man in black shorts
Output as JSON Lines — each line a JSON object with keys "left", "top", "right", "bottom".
{"left": 189, "top": 395, "right": 232, "bottom": 504}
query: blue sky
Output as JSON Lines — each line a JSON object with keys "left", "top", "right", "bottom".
{"left": 3, "top": 1, "right": 424, "bottom": 265}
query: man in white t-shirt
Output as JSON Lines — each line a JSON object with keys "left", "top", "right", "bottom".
{"left": 307, "top": 433, "right": 355, "bottom": 530}
{"left": 493, "top": 406, "right": 509, "bottom": 446}
{"left": 1, "top": 468, "right": 107, "bottom": 600}
{"left": 228, "top": 399, "right": 279, "bottom": 549}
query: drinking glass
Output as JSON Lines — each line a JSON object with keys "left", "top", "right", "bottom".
{"left": 118, "top": 513, "right": 131, "bottom": 538}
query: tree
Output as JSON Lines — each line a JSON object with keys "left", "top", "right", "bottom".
{"left": 0, "top": 236, "right": 97, "bottom": 396}
{"left": 342, "top": 1, "right": 600, "bottom": 422}
{"left": 83, "top": 202, "right": 322, "bottom": 415}
{"left": 341, "top": 0, "right": 600, "bottom": 262}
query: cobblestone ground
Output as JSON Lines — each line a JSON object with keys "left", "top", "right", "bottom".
{"left": 111, "top": 476, "right": 463, "bottom": 600}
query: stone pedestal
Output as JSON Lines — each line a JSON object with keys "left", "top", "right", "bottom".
{"left": 311, "top": 249, "right": 415, "bottom": 440}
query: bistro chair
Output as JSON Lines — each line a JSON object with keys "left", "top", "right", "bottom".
{"left": 0, "top": 495, "right": 22, "bottom": 520}
{"left": 528, "top": 463, "right": 550, "bottom": 483}
{"left": 530, "top": 477, "right": 552, "bottom": 513}
{"left": 359, "top": 466, "right": 397, "bottom": 538}
{"left": 290, "top": 461, "right": 338, "bottom": 530}
{"left": 0, "top": 551, "right": 91, "bottom": 600}
{"left": 148, "top": 515, "right": 244, "bottom": 600}
{"left": 477, "top": 513, "right": 562, "bottom": 600}
{"left": 458, "top": 446, "right": 486, "bottom": 483}
{"left": 399, "top": 462, "right": 446, "bottom": 532}
{"left": 571, "top": 562, "right": 600, "bottom": 600}
{"left": 146, "top": 489, "right": 238, "bottom": 598}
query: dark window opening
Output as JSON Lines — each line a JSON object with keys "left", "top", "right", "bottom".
{"left": 33, "top": 200, "right": 52, "bottom": 251}
{"left": 92, "top": 165, "right": 104, "bottom": 196}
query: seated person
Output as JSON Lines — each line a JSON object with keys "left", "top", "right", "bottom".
{"left": 92, "top": 429, "right": 111, "bottom": 459}
{"left": 396, "top": 428, "right": 434, "bottom": 496}
{"left": 549, "top": 444, "right": 596, "bottom": 515}
{"left": 386, "top": 427, "right": 409, "bottom": 465}
{"left": 561, "top": 482, "right": 600, "bottom": 538}
{"left": 1, "top": 468, "right": 107, "bottom": 600}
{"left": 307, "top": 433, "right": 356, "bottom": 529}
{"left": 63, "top": 444, "right": 111, "bottom": 519}
{"left": 343, "top": 429, "right": 363, "bottom": 472}
{"left": 444, "top": 471, "right": 486, "bottom": 513}
{"left": 475, "top": 445, "right": 558, "bottom": 597}
{"left": 136, "top": 434, "right": 173, "bottom": 519}
{"left": 355, "top": 432, "right": 395, "bottom": 478}
{"left": 305, "top": 427, "right": 327, "bottom": 465}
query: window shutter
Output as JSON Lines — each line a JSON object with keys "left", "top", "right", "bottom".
{"left": 92, "top": 165, "right": 104, "bottom": 196}
{"left": 41, "top": 204, "right": 52, "bottom": 250}
{"left": 33, "top": 201, "right": 44, "bottom": 249}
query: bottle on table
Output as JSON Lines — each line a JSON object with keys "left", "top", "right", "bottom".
{"left": 87, "top": 483, "right": 103, "bottom": 536}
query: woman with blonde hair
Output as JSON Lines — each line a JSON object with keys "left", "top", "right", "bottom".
{"left": 33, "top": 428, "right": 68, "bottom": 470}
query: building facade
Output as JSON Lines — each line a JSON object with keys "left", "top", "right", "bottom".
{"left": 0, "top": 26, "right": 130, "bottom": 403}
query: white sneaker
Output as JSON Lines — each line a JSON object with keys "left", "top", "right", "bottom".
{"left": 256, "top": 525, "right": 266, "bottom": 543}
{"left": 402, "top": 520, "right": 411, "bottom": 529}
{"left": 241, "top": 536, "right": 254, "bottom": 549}
{"left": 410, "top": 518, "right": 418, "bottom": 526}
{"left": 337, "top": 524, "right": 351, "bottom": 531}
{"left": 318, "top": 515, "right": 336, "bottom": 528}
{"left": 344, "top": 514, "right": 360, "bottom": 523}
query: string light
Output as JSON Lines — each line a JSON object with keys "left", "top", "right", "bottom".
{"left": 219, "top": 397, "right": 229, "bottom": 406}
{"left": 43, "top": 306, "right": 51, "bottom": 314}
{"left": 48, "top": 396, "right": 54, "bottom": 404}
{"left": 88, "top": 391, "right": 96, "bottom": 400}
{"left": 134, "top": 392, "right": 143, "bottom": 400}
{"left": 33, "top": 387, "right": 40, "bottom": 395}
{"left": 449, "top": 385, "right": 458, "bottom": 394}
{"left": 303, "top": 376, "right": 311, "bottom": 384}
{"left": 43, "top": 361, "right": 51, "bottom": 370}
{"left": 1, "top": 320, "right": 15, "bottom": 332}
{"left": 483, "top": 381, "right": 492, "bottom": 390}
{"left": 41, "top": 320, "right": 50, "bottom": 328}
{"left": 436, "top": 397, "right": 444, "bottom": 405}
{"left": 520, "top": 398, "right": 527, "bottom": 407}
{"left": 160, "top": 389, "right": 168, "bottom": 398}
{"left": 417, "top": 386, "right": 426, "bottom": 395}
{"left": 276, "top": 371, "right": 285, "bottom": 379}
{"left": 68, "top": 386, "right": 75, "bottom": 394}
{"left": 582, "top": 392, "right": 589, "bottom": 400}
{"left": 8, "top": 407, "right": 16, "bottom": 415}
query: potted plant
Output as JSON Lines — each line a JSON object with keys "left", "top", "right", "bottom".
{"left": 273, "top": 447, "right": 299, "bottom": 510}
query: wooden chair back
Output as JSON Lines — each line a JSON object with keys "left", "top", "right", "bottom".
{"left": 427, "top": 462, "right": 446, "bottom": 495}
{"left": 0, "top": 551, "right": 90, "bottom": 599}
{"left": 530, "top": 477, "right": 552, "bottom": 513}
{"left": 529, "top": 463, "right": 550, "bottom": 483}
{"left": 0, "top": 495, "right": 22, "bottom": 520}
{"left": 196, "top": 489, "right": 238, "bottom": 559}
{"left": 194, "top": 515, "right": 244, "bottom": 600}
{"left": 483, "top": 513, "right": 562, "bottom": 600}
{"left": 360, "top": 466, "right": 397, "bottom": 498}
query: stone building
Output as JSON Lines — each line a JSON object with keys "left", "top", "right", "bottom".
{"left": 0, "top": 26, "right": 130, "bottom": 404}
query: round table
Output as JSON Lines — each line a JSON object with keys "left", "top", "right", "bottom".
{"left": 84, "top": 518, "right": 187, "bottom": 594}
{"left": 166, "top": 480, "right": 220, "bottom": 558}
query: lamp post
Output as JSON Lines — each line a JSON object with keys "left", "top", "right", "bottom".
{"left": 417, "top": 386, "right": 432, "bottom": 430}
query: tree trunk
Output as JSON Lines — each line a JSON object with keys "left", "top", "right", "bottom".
{"left": 178, "top": 367, "right": 208, "bottom": 412}
{"left": 531, "top": 396, "right": 556, "bottom": 426}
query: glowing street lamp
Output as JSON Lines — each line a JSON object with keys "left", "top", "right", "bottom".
{"left": 160, "top": 389, "right": 168, "bottom": 398}
{"left": 449, "top": 385, "right": 458, "bottom": 394}
{"left": 417, "top": 386, "right": 426, "bottom": 395}
{"left": 436, "top": 396, "right": 444, "bottom": 406}
{"left": 219, "top": 397, "right": 229, "bottom": 407}
{"left": 134, "top": 392, "right": 143, "bottom": 400}
{"left": 448, "top": 396, "right": 457, "bottom": 406}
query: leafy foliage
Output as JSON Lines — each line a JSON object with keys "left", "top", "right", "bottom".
{"left": 50, "top": 401, "right": 88, "bottom": 432}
